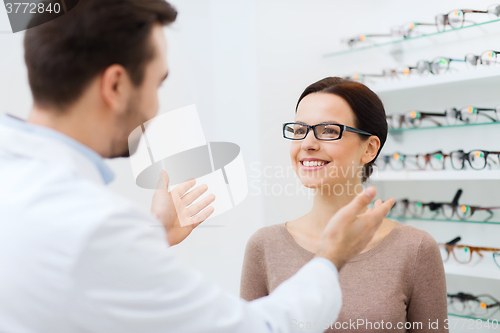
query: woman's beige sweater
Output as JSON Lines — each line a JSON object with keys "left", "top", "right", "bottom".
{"left": 240, "top": 222, "right": 449, "bottom": 333}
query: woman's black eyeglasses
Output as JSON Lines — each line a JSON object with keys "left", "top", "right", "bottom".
{"left": 283, "top": 122, "right": 373, "bottom": 141}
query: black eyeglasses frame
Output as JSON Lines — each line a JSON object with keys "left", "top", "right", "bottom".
{"left": 282, "top": 122, "right": 374, "bottom": 141}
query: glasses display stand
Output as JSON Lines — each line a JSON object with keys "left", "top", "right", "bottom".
{"left": 372, "top": 169, "right": 500, "bottom": 181}
{"left": 369, "top": 67, "right": 500, "bottom": 94}
{"left": 324, "top": 19, "right": 500, "bottom": 58}
{"left": 384, "top": 213, "right": 500, "bottom": 281}
{"left": 394, "top": 217, "right": 500, "bottom": 226}
{"left": 389, "top": 121, "right": 500, "bottom": 134}
{"left": 331, "top": 6, "right": 500, "bottom": 327}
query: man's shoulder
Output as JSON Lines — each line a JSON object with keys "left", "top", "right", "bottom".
{"left": 1, "top": 159, "right": 155, "bottom": 231}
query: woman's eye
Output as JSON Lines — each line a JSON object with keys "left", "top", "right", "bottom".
{"left": 295, "top": 128, "right": 305, "bottom": 134}
{"left": 323, "top": 127, "right": 338, "bottom": 135}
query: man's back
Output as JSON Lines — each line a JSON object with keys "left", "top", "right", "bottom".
{"left": 0, "top": 119, "right": 179, "bottom": 332}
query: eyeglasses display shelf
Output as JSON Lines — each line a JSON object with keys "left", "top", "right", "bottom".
{"left": 367, "top": 67, "right": 500, "bottom": 95}
{"left": 448, "top": 313, "right": 499, "bottom": 323}
{"left": 388, "top": 121, "right": 500, "bottom": 134}
{"left": 444, "top": 264, "right": 500, "bottom": 280}
{"left": 371, "top": 169, "right": 500, "bottom": 181}
{"left": 323, "top": 19, "right": 500, "bottom": 58}
{"left": 393, "top": 217, "right": 500, "bottom": 226}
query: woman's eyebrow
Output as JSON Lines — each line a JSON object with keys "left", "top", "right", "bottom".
{"left": 294, "top": 120, "right": 341, "bottom": 124}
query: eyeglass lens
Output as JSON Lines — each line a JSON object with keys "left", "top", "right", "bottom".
{"left": 284, "top": 123, "right": 342, "bottom": 140}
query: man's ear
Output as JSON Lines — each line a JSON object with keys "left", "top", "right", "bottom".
{"left": 361, "top": 136, "right": 381, "bottom": 164}
{"left": 100, "top": 64, "right": 131, "bottom": 114}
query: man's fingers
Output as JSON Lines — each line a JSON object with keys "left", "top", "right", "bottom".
{"left": 171, "top": 190, "right": 192, "bottom": 227}
{"left": 171, "top": 178, "right": 197, "bottom": 197}
{"left": 339, "top": 187, "right": 377, "bottom": 218}
{"left": 367, "top": 198, "right": 395, "bottom": 222}
{"left": 181, "top": 184, "right": 209, "bottom": 207}
{"left": 155, "top": 170, "right": 167, "bottom": 190}
{"left": 191, "top": 206, "right": 215, "bottom": 226}
{"left": 186, "top": 193, "right": 216, "bottom": 217}
{"left": 374, "top": 199, "right": 383, "bottom": 208}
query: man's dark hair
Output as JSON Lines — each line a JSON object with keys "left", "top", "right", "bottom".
{"left": 296, "top": 77, "right": 388, "bottom": 182}
{"left": 24, "top": 0, "right": 177, "bottom": 110}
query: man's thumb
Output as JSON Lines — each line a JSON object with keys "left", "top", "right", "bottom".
{"left": 156, "top": 170, "right": 170, "bottom": 190}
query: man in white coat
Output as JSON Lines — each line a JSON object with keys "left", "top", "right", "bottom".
{"left": 0, "top": 0, "right": 394, "bottom": 332}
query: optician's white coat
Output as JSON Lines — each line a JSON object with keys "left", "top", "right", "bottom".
{"left": 0, "top": 115, "right": 342, "bottom": 333}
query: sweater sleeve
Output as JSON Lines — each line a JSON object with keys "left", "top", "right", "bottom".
{"left": 407, "top": 232, "right": 449, "bottom": 333}
{"left": 240, "top": 230, "right": 269, "bottom": 301}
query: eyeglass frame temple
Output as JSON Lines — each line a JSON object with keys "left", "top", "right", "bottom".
{"left": 474, "top": 294, "right": 500, "bottom": 309}
{"left": 493, "top": 252, "right": 500, "bottom": 268}
{"left": 466, "top": 107, "right": 499, "bottom": 122}
{"left": 344, "top": 125, "right": 373, "bottom": 136}
{"left": 411, "top": 111, "right": 446, "bottom": 126}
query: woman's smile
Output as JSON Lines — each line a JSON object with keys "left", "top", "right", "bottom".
{"left": 299, "top": 158, "right": 331, "bottom": 171}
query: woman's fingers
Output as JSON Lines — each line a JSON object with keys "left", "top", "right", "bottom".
{"left": 181, "top": 184, "right": 209, "bottom": 207}
{"left": 186, "top": 193, "right": 216, "bottom": 217}
{"left": 373, "top": 199, "right": 383, "bottom": 208}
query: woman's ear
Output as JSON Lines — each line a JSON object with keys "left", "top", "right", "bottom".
{"left": 361, "top": 136, "right": 380, "bottom": 164}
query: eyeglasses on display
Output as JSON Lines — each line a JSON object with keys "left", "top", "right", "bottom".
{"left": 375, "top": 152, "right": 419, "bottom": 171}
{"left": 389, "top": 189, "right": 500, "bottom": 222}
{"left": 390, "top": 22, "right": 436, "bottom": 38}
{"left": 465, "top": 50, "right": 500, "bottom": 68}
{"left": 343, "top": 22, "right": 436, "bottom": 47}
{"left": 436, "top": 5, "right": 500, "bottom": 32}
{"left": 351, "top": 49, "right": 500, "bottom": 83}
{"left": 439, "top": 236, "right": 500, "bottom": 267}
{"left": 387, "top": 106, "right": 499, "bottom": 129}
{"left": 376, "top": 151, "right": 447, "bottom": 171}
{"left": 377, "top": 150, "right": 500, "bottom": 171}
{"left": 389, "top": 189, "right": 462, "bottom": 219}
{"left": 282, "top": 122, "right": 373, "bottom": 141}
{"left": 396, "top": 50, "right": 500, "bottom": 78}
{"left": 387, "top": 110, "right": 447, "bottom": 129}
{"left": 445, "top": 106, "right": 499, "bottom": 126}
{"left": 392, "top": 200, "right": 500, "bottom": 222}
{"left": 342, "top": 4, "right": 500, "bottom": 47}
{"left": 448, "top": 292, "right": 500, "bottom": 318}
{"left": 450, "top": 150, "right": 500, "bottom": 170}
{"left": 348, "top": 56, "right": 466, "bottom": 82}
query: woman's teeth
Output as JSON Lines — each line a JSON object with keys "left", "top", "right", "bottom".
{"left": 302, "top": 161, "right": 328, "bottom": 167}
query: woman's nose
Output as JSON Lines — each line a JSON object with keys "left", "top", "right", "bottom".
{"left": 301, "top": 130, "right": 320, "bottom": 151}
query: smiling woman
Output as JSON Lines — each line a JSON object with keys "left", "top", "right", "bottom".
{"left": 241, "top": 77, "right": 449, "bottom": 333}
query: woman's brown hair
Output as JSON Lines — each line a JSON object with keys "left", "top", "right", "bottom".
{"left": 296, "top": 77, "right": 388, "bottom": 182}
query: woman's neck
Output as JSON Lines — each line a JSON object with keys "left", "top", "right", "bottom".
{"left": 302, "top": 181, "right": 366, "bottom": 235}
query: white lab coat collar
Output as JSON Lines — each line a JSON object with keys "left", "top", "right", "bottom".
{"left": 0, "top": 119, "right": 107, "bottom": 185}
